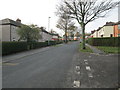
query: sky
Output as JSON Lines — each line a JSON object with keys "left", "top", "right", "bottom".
{"left": 0, "top": 0, "right": 119, "bottom": 36}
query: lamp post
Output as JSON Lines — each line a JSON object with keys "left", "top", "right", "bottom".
{"left": 48, "top": 17, "right": 51, "bottom": 45}
{"left": 48, "top": 17, "right": 51, "bottom": 31}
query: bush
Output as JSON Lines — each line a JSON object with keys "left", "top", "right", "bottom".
{"left": 31, "top": 42, "right": 48, "bottom": 49}
{"left": 2, "top": 41, "right": 28, "bottom": 55}
{"left": 45, "top": 41, "right": 56, "bottom": 46}
{"left": 2, "top": 41, "right": 63, "bottom": 55}
{"left": 87, "top": 37, "right": 120, "bottom": 47}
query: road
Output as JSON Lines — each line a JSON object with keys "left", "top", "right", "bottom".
{"left": 2, "top": 41, "right": 118, "bottom": 88}
{"left": 3, "top": 42, "right": 79, "bottom": 88}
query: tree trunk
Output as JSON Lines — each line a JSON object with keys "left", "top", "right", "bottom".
{"left": 65, "top": 20, "right": 68, "bottom": 43}
{"left": 81, "top": 23, "right": 86, "bottom": 49}
{"left": 65, "top": 29, "right": 68, "bottom": 43}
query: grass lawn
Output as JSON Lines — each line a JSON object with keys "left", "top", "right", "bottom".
{"left": 79, "top": 43, "right": 93, "bottom": 53}
{"left": 97, "top": 46, "right": 120, "bottom": 54}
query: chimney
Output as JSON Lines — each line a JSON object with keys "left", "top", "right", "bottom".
{"left": 16, "top": 18, "right": 21, "bottom": 23}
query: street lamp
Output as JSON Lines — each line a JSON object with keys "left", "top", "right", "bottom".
{"left": 48, "top": 17, "right": 51, "bottom": 45}
{"left": 48, "top": 17, "right": 50, "bottom": 31}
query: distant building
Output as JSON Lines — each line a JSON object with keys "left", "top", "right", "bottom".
{"left": 1, "top": 18, "right": 60, "bottom": 42}
{"left": 51, "top": 33, "right": 59, "bottom": 41}
{"left": 101, "top": 22, "right": 115, "bottom": 37}
{"left": 0, "top": 18, "right": 21, "bottom": 41}
{"left": 39, "top": 27, "right": 60, "bottom": 42}
{"left": 91, "top": 21, "right": 120, "bottom": 38}
{"left": 113, "top": 21, "right": 120, "bottom": 37}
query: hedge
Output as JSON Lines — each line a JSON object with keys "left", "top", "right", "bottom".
{"left": 45, "top": 40, "right": 63, "bottom": 46}
{"left": 2, "top": 41, "right": 63, "bottom": 55}
{"left": 31, "top": 42, "right": 48, "bottom": 49}
{"left": 87, "top": 37, "right": 120, "bottom": 47}
{"left": 2, "top": 42, "right": 28, "bottom": 55}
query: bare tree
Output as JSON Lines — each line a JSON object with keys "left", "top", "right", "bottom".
{"left": 64, "top": 0, "right": 120, "bottom": 49}
{"left": 56, "top": 4, "right": 77, "bottom": 43}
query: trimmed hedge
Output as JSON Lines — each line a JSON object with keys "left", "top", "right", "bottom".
{"left": 2, "top": 41, "right": 63, "bottom": 55}
{"left": 2, "top": 42, "right": 28, "bottom": 55}
{"left": 45, "top": 40, "right": 63, "bottom": 46}
{"left": 31, "top": 42, "right": 48, "bottom": 49}
{"left": 87, "top": 37, "right": 120, "bottom": 47}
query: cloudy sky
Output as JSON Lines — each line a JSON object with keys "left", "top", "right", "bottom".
{"left": 0, "top": 0, "right": 119, "bottom": 36}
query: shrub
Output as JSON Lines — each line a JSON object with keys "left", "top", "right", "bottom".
{"left": 87, "top": 37, "right": 120, "bottom": 47}
{"left": 31, "top": 42, "right": 48, "bottom": 49}
{"left": 45, "top": 41, "right": 56, "bottom": 46}
{"left": 2, "top": 41, "right": 28, "bottom": 55}
{"left": 2, "top": 40, "right": 63, "bottom": 55}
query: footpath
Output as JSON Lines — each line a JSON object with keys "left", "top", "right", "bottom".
{"left": 2, "top": 46, "right": 57, "bottom": 63}
{"left": 65, "top": 43, "right": 118, "bottom": 88}
{"left": 85, "top": 44, "right": 105, "bottom": 54}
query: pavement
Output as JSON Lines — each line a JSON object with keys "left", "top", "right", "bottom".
{"left": 2, "top": 42, "right": 119, "bottom": 88}
{"left": 86, "top": 44, "right": 105, "bottom": 54}
{"left": 65, "top": 43, "right": 119, "bottom": 88}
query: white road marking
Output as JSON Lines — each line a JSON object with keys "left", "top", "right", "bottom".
{"left": 85, "top": 62, "right": 88, "bottom": 64}
{"left": 73, "top": 81, "right": 80, "bottom": 88}
{"left": 88, "top": 73, "right": 93, "bottom": 78}
{"left": 76, "top": 66, "right": 80, "bottom": 70}
{"left": 84, "top": 59, "right": 87, "bottom": 62}
{"left": 86, "top": 66, "right": 91, "bottom": 71}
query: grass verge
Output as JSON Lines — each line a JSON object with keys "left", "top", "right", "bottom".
{"left": 97, "top": 46, "right": 120, "bottom": 54}
{"left": 79, "top": 43, "right": 93, "bottom": 53}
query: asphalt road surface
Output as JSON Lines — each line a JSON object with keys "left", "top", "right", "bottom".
{"left": 3, "top": 42, "right": 79, "bottom": 88}
{"left": 2, "top": 42, "right": 119, "bottom": 88}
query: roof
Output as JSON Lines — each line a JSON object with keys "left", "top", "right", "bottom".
{"left": 0, "top": 18, "right": 21, "bottom": 26}
{"left": 40, "top": 27, "right": 59, "bottom": 36}
{"left": 104, "top": 22, "right": 115, "bottom": 26}
{"left": 114, "top": 21, "right": 120, "bottom": 25}
{"left": 41, "top": 29, "right": 52, "bottom": 35}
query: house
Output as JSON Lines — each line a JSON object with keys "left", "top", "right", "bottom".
{"left": 0, "top": 18, "right": 21, "bottom": 41}
{"left": 113, "top": 21, "right": 120, "bottom": 37}
{"left": 1, "top": 18, "right": 60, "bottom": 42}
{"left": 91, "top": 22, "right": 116, "bottom": 38}
{"left": 97, "top": 27, "right": 104, "bottom": 37}
{"left": 51, "top": 33, "right": 59, "bottom": 41}
{"left": 39, "top": 27, "right": 53, "bottom": 42}
{"left": 39, "top": 27, "right": 60, "bottom": 42}
{"left": 102, "top": 22, "right": 115, "bottom": 37}
{"left": 91, "top": 30, "right": 98, "bottom": 38}
{"left": 50, "top": 30, "right": 60, "bottom": 41}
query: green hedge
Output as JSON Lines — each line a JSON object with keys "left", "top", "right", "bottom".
{"left": 2, "top": 41, "right": 63, "bottom": 55}
{"left": 2, "top": 42, "right": 28, "bottom": 55}
{"left": 45, "top": 41, "right": 59, "bottom": 46}
{"left": 87, "top": 37, "right": 120, "bottom": 47}
{"left": 31, "top": 42, "right": 48, "bottom": 49}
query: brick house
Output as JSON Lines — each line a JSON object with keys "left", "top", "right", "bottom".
{"left": 113, "top": 21, "right": 120, "bottom": 37}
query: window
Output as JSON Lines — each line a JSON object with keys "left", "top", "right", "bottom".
{"left": 118, "top": 24, "right": 120, "bottom": 30}
{"left": 101, "top": 35, "right": 103, "bottom": 37}
{"left": 110, "top": 34, "right": 113, "bottom": 37}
